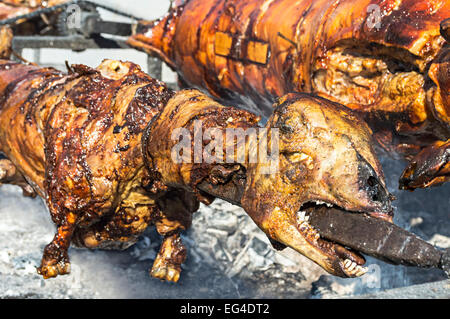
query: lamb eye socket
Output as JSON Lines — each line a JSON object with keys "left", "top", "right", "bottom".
{"left": 367, "top": 176, "right": 378, "bottom": 187}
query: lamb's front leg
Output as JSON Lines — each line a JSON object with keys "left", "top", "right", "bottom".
{"left": 37, "top": 212, "right": 77, "bottom": 278}
{"left": 151, "top": 232, "right": 187, "bottom": 282}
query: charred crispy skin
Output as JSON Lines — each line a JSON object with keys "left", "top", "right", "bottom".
{"left": 128, "top": 0, "right": 450, "bottom": 190}
{"left": 0, "top": 59, "right": 394, "bottom": 280}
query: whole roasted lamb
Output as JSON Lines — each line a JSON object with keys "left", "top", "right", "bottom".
{"left": 0, "top": 59, "right": 393, "bottom": 281}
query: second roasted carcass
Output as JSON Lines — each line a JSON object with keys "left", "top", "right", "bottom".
{"left": 0, "top": 59, "right": 394, "bottom": 281}
{"left": 128, "top": 0, "right": 450, "bottom": 190}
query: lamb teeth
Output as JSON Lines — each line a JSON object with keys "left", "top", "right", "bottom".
{"left": 314, "top": 200, "right": 333, "bottom": 208}
{"left": 353, "top": 265, "right": 368, "bottom": 277}
{"left": 343, "top": 259, "right": 368, "bottom": 277}
{"left": 344, "top": 259, "right": 357, "bottom": 270}
{"left": 348, "top": 261, "right": 357, "bottom": 271}
{"left": 356, "top": 265, "right": 368, "bottom": 275}
{"left": 344, "top": 259, "right": 352, "bottom": 268}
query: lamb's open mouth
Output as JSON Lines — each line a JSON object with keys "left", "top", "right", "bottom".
{"left": 296, "top": 201, "right": 391, "bottom": 277}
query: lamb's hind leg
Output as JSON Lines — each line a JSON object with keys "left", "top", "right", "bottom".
{"left": 0, "top": 158, "right": 36, "bottom": 197}
{"left": 151, "top": 232, "right": 187, "bottom": 282}
{"left": 151, "top": 190, "right": 198, "bottom": 282}
{"left": 37, "top": 211, "right": 77, "bottom": 278}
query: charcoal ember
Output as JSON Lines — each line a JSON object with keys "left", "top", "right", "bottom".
{"left": 311, "top": 275, "right": 359, "bottom": 298}
{"left": 205, "top": 202, "right": 239, "bottom": 233}
{"left": 188, "top": 201, "right": 324, "bottom": 289}
{"left": 441, "top": 249, "right": 450, "bottom": 277}
{"left": 226, "top": 236, "right": 274, "bottom": 278}
{"left": 129, "top": 235, "right": 158, "bottom": 261}
{"left": 211, "top": 236, "right": 229, "bottom": 264}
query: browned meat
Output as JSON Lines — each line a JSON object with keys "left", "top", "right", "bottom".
{"left": 0, "top": 59, "right": 394, "bottom": 281}
{"left": 128, "top": 0, "right": 450, "bottom": 190}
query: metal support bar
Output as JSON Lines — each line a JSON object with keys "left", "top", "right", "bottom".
{"left": 12, "top": 35, "right": 129, "bottom": 52}
{"left": 85, "top": 18, "right": 134, "bottom": 37}
{"left": 147, "top": 56, "right": 162, "bottom": 80}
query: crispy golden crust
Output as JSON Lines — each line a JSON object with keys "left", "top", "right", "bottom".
{"left": 0, "top": 59, "right": 260, "bottom": 281}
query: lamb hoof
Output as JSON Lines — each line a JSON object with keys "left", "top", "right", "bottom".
{"left": 150, "top": 265, "right": 181, "bottom": 283}
{"left": 37, "top": 262, "right": 71, "bottom": 279}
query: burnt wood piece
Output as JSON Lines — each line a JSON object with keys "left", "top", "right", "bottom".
{"left": 308, "top": 206, "right": 448, "bottom": 274}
